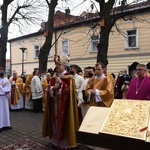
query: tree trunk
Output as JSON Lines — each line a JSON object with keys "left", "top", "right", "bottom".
{"left": 97, "top": 0, "right": 115, "bottom": 67}
{"left": 0, "top": 2, "right": 9, "bottom": 70}
{"left": 97, "top": 27, "right": 109, "bottom": 66}
{"left": 0, "top": 31, "right": 8, "bottom": 70}
{"left": 38, "top": 38, "right": 52, "bottom": 72}
{"left": 38, "top": 0, "right": 58, "bottom": 72}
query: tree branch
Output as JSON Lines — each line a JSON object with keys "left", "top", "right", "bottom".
{"left": 8, "top": 4, "right": 31, "bottom": 25}
{"left": 45, "top": 0, "right": 50, "bottom": 5}
{"left": 105, "top": 0, "right": 115, "bottom": 16}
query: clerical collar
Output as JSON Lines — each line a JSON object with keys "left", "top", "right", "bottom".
{"left": 58, "top": 70, "right": 67, "bottom": 77}
{"left": 74, "top": 73, "right": 78, "bottom": 78}
{"left": 96, "top": 73, "right": 105, "bottom": 79}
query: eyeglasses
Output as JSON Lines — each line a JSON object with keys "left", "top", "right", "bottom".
{"left": 136, "top": 68, "right": 146, "bottom": 71}
{"left": 95, "top": 69, "right": 102, "bottom": 71}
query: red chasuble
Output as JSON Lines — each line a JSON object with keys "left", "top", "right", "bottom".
{"left": 42, "top": 72, "right": 79, "bottom": 147}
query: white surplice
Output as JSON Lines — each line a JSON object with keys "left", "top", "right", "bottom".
{"left": 0, "top": 77, "right": 11, "bottom": 129}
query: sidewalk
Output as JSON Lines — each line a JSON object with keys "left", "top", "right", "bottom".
{"left": 0, "top": 109, "right": 89, "bottom": 150}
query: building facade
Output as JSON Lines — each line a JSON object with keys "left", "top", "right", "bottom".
{"left": 8, "top": 2, "right": 150, "bottom": 76}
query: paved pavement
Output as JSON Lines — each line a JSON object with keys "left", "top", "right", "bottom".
{"left": 0, "top": 109, "right": 91, "bottom": 150}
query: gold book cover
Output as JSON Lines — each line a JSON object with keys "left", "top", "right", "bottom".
{"left": 100, "top": 99, "right": 150, "bottom": 141}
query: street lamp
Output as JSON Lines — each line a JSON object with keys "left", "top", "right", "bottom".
{"left": 20, "top": 47, "right": 27, "bottom": 75}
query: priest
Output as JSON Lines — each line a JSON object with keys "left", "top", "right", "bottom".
{"left": 126, "top": 64, "right": 150, "bottom": 100}
{"left": 86, "top": 62, "right": 114, "bottom": 107}
{"left": 9, "top": 70, "right": 24, "bottom": 110}
{"left": 42, "top": 53, "right": 79, "bottom": 150}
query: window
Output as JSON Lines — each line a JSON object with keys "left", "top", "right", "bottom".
{"left": 62, "top": 40, "right": 69, "bottom": 55}
{"left": 125, "top": 29, "right": 138, "bottom": 48}
{"left": 90, "top": 35, "right": 99, "bottom": 52}
{"left": 34, "top": 45, "right": 40, "bottom": 58}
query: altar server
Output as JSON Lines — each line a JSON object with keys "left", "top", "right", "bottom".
{"left": 0, "top": 67, "right": 11, "bottom": 130}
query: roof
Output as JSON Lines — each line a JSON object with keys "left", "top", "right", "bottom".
{"left": 8, "top": 1, "right": 150, "bottom": 42}
{"left": 113, "top": 1, "right": 150, "bottom": 14}
{"left": 53, "top": 10, "right": 77, "bottom": 27}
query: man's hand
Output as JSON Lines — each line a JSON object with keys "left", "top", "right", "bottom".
{"left": 88, "top": 89, "right": 95, "bottom": 95}
{"left": 2, "top": 82, "right": 7, "bottom": 87}
{"left": 53, "top": 82, "right": 60, "bottom": 89}
{"left": 55, "top": 77, "right": 62, "bottom": 84}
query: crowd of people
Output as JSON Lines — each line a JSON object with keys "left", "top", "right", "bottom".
{"left": 0, "top": 55, "right": 150, "bottom": 149}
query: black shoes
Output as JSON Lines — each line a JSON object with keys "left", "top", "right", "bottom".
{"left": 0, "top": 126, "right": 13, "bottom": 133}
{"left": 4, "top": 126, "right": 13, "bottom": 129}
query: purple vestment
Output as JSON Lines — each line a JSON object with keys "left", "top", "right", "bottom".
{"left": 126, "top": 76, "right": 150, "bottom": 100}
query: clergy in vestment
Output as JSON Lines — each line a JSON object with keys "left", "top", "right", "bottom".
{"left": 104, "top": 67, "right": 115, "bottom": 89}
{"left": 9, "top": 70, "right": 24, "bottom": 110}
{"left": 31, "top": 70, "right": 43, "bottom": 113}
{"left": 0, "top": 67, "right": 11, "bottom": 129}
{"left": 126, "top": 64, "right": 150, "bottom": 100}
{"left": 86, "top": 62, "right": 114, "bottom": 107}
{"left": 69, "top": 64, "right": 84, "bottom": 123}
{"left": 24, "top": 73, "right": 33, "bottom": 109}
{"left": 24, "top": 73, "right": 33, "bottom": 99}
{"left": 42, "top": 54, "right": 79, "bottom": 149}
{"left": 41, "top": 72, "right": 51, "bottom": 110}
{"left": 24, "top": 68, "right": 39, "bottom": 110}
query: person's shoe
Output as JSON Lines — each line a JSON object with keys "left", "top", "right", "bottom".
{"left": 0, "top": 128, "right": 3, "bottom": 133}
{"left": 7, "top": 126, "right": 13, "bottom": 129}
{"left": 4, "top": 126, "right": 12, "bottom": 130}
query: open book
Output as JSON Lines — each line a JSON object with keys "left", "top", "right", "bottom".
{"left": 100, "top": 99, "right": 150, "bottom": 141}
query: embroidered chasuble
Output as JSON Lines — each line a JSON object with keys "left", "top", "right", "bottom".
{"left": 9, "top": 76, "right": 23, "bottom": 105}
{"left": 24, "top": 73, "right": 33, "bottom": 100}
{"left": 86, "top": 76, "right": 114, "bottom": 107}
{"left": 42, "top": 78, "right": 51, "bottom": 105}
{"left": 42, "top": 73, "right": 79, "bottom": 148}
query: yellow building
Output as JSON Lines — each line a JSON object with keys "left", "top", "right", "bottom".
{"left": 8, "top": 2, "right": 150, "bottom": 76}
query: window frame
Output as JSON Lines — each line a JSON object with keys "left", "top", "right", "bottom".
{"left": 125, "top": 29, "right": 138, "bottom": 49}
{"left": 34, "top": 45, "right": 40, "bottom": 58}
{"left": 61, "top": 40, "right": 69, "bottom": 55}
{"left": 90, "top": 35, "right": 100, "bottom": 52}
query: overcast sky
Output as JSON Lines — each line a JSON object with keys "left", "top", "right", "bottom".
{"left": 5, "top": 0, "right": 143, "bottom": 40}
{"left": 5, "top": 0, "right": 100, "bottom": 58}
{"left": 3, "top": 0, "right": 145, "bottom": 58}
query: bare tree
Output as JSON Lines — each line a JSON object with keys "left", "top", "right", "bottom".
{"left": 38, "top": 0, "right": 58, "bottom": 72}
{"left": 38, "top": 0, "right": 148, "bottom": 70}
{"left": 2, "top": 0, "right": 147, "bottom": 71}
{"left": 0, "top": 0, "right": 46, "bottom": 70}
{"left": 95, "top": 0, "right": 147, "bottom": 66}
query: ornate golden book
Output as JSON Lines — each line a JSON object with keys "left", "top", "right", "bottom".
{"left": 100, "top": 100, "right": 150, "bottom": 141}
